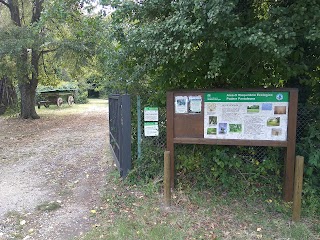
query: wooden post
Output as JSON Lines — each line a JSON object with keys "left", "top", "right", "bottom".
{"left": 164, "top": 151, "right": 171, "bottom": 206}
{"left": 292, "top": 156, "right": 304, "bottom": 222}
{"left": 166, "top": 92, "right": 175, "bottom": 188}
{"left": 284, "top": 89, "right": 298, "bottom": 201}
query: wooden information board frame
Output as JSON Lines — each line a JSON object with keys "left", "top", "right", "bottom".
{"left": 166, "top": 89, "right": 298, "bottom": 201}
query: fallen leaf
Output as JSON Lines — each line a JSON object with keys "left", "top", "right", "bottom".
{"left": 20, "top": 220, "right": 26, "bottom": 225}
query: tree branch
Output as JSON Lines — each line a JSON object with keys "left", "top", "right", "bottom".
{"left": 20, "top": 0, "right": 25, "bottom": 25}
{"left": 41, "top": 54, "right": 56, "bottom": 84}
{"left": 31, "top": 0, "right": 43, "bottom": 23}
{"left": 40, "top": 48, "right": 58, "bottom": 55}
{"left": 0, "top": 0, "right": 10, "bottom": 8}
{"left": 37, "top": 47, "right": 58, "bottom": 62}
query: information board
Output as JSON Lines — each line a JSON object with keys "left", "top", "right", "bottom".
{"left": 204, "top": 92, "right": 289, "bottom": 141}
{"left": 166, "top": 89, "right": 298, "bottom": 202}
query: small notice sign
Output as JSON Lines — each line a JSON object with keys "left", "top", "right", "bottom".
{"left": 144, "top": 107, "right": 159, "bottom": 122}
{"left": 175, "top": 96, "right": 188, "bottom": 114}
{"left": 144, "top": 122, "right": 159, "bottom": 136}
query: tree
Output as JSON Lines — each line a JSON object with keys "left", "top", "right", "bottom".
{"left": 0, "top": 0, "right": 100, "bottom": 118}
{"left": 102, "top": 0, "right": 320, "bottom": 104}
{"left": 0, "top": 0, "right": 44, "bottom": 118}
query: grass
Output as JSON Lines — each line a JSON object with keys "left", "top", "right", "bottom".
{"left": 0, "top": 99, "right": 108, "bottom": 119}
{"left": 76, "top": 169, "right": 320, "bottom": 240}
{"left": 2, "top": 211, "right": 27, "bottom": 239}
{"left": 36, "top": 98, "right": 108, "bottom": 116}
{"left": 36, "top": 201, "right": 61, "bottom": 212}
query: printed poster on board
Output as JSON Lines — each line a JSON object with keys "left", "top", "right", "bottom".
{"left": 188, "top": 95, "right": 202, "bottom": 113}
{"left": 175, "top": 96, "right": 188, "bottom": 114}
{"left": 204, "top": 92, "right": 289, "bottom": 141}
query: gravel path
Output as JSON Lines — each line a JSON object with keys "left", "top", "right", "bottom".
{"left": 0, "top": 99, "right": 111, "bottom": 240}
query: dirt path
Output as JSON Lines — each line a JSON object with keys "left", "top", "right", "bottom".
{"left": 0, "top": 99, "right": 111, "bottom": 240}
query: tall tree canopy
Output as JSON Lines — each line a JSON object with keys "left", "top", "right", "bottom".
{"left": 0, "top": 0, "right": 101, "bottom": 118}
{"left": 102, "top": 0, "right": 319, "bottom": 104}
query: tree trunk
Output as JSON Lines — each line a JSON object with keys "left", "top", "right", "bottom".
{"left": 20, "top": 50, "right": 40, "bottom": 119}
{"left": 5, "top": 0, "right": 43, "bottom": 119}
{"left": 19, "top": 82, "right": 39, "bottom": 119}
{"left": 17, "top": 49, "right": 40, "bottom": 119}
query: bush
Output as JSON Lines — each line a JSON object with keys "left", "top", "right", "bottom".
{"left": 296, "top": 107, "right": 320, "bottom": 215}
{"left": 175, "top": 145, "right": 283, "bottom": 197}
{"left": 128, "top": 96, "right": 165, "bottom": 183}
{"left": 128, "top": 97, "right": 320, "bottom": 216}
{"left": 127, "top": 141, "right": 164, "bottom": 183}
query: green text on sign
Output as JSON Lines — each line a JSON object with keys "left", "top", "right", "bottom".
{"left": 144, "top": 107, "right": 158, "bottom": 111}
{"left": 205, "top": 92, "right": 289, "bottom": 102}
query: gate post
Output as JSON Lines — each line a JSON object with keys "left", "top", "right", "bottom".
{"left": 120, "top": 94, "right": 131, "bottom": 177}
{"left": 137, "top": 96, "right": 142, "bottom": 160}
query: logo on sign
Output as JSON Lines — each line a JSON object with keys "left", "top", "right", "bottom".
{"left": 276, "top": 94, "right": 283, "bottom": 101}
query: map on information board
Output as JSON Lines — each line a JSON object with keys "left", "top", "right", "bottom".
{"left": 204, "top": 92, "right": 289, "bottom": 141}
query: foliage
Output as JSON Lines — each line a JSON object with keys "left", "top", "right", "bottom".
{"left": 175, "top": 145, "right": 283, "bottom": 196}
{"left": 36, "top": 201, "right": 61, "bottom": 212}
{"left": 128, "top": 97, "right": 166, "bottom": 183}
{"left": 296, "top": 105, "right": 320, "bottom": 215}
{"left": 101, "top": 0, "right": 320, "bottom": 216}
{"left": 37, "top": 82, "right": 78, "bottom": 92}
{"left": 129, "top": 103, "right": 320, "bottom": 215}
{"left": 75, "top": 80, "right": 89, "bottom": 103}
{"left": 102, "top": 0, "right": 319, "bottom": 103}
{"left": 0, "top": 77, "right": 17, "bottom": 114}
{"left": 0, "top": 0, "right": 104, "bottom": 118}
{"left": 298, "top": 120, "right": 320, "bottom": 183}
{"left": 127, "top": 140, "right": 164, "bottom": 183}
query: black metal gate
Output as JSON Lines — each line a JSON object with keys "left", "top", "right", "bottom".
{"left": 108, "top": 94, "right": 131, "bottom": 177}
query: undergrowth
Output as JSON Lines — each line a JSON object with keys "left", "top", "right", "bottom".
{"left": 78, "top": 168, "right": 320, "bottom": 240}
{"left": 128, "top": 141, "right": 320, "bottom": 217}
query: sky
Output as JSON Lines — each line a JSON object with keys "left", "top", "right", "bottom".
{"left": 82, "top": 0, "right": 113, "bottom": 16}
